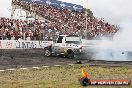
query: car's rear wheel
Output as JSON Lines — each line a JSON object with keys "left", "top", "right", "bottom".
{"left": 44, "top": 48, "right": 52, "bottom": 57}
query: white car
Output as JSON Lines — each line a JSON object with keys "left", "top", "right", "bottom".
{"left": 44, "top": 35, "right": 84, "bottom": 59}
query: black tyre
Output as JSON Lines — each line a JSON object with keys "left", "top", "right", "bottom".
{"left": 80, "top": 77, "right": 91, "bottom": 86}
{"left": 44, "top": 48, "right": 52, "bottom": 57}
{"left": 67, "top": 50, "right": 74, "bottom": 59}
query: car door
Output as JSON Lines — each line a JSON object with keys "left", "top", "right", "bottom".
{"left": 52, "top": 36, "right": 65, "bottom": 53}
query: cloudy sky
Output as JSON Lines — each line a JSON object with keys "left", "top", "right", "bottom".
{"left": 0, "top": 0, "right": 132, "bottom": 25}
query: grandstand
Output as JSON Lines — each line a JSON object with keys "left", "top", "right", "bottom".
{"left": 0, "top": 0, "right": 119, "bottom": 41}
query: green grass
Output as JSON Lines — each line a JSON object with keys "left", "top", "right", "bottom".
{"left": 0, "top": 65, "right": 132, "bottom": 88}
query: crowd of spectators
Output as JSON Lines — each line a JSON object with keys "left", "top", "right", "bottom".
{"left": 0, "top": 0, "right": 119, "bottom": 40}
{"left": 0, "top": 17, "right": 60, "bottom": 40}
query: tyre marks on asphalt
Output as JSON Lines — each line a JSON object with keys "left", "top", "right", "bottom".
{"left": 0, "top": 56, "right": 79, "bottom": 69}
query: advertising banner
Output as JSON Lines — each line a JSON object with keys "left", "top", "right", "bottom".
{"left": 0, "top": 40, "right": 53, "bottom": 49}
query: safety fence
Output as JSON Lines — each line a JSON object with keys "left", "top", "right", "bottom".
{"left": 0, "top": 40, "right": 52, "bottom": 59}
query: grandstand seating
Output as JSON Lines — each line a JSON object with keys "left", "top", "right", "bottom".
{"left": 0, "top": 0, "right": 119, "bottom": 40}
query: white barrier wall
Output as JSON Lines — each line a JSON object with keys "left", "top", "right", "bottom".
{"left": 0, "top": 40, "right": 53, "bottom": 49}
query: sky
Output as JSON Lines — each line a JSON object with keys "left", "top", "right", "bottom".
{"left": 0, "top": 0, "right": 132, "bottom": 25}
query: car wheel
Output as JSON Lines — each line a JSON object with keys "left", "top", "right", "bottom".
{"left": 44, "top": 48, "right": 52, "bottom": 57}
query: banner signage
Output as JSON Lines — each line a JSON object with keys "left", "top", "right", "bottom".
{"left": 0, "top": 40, "right": 53, "bottom": 49}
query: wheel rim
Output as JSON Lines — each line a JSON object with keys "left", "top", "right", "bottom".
{"left": 45, "top": 50, "right": 51, "bottom": 56}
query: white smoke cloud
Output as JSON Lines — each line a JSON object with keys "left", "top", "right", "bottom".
{"left": 93, "top": 19, "right": 132, "bottom": 61}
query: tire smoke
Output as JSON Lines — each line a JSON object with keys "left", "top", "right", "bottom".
{"left": 93, "top": 19, "right": 132, "bottom": 61}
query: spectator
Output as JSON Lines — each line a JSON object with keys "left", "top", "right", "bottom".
{"left": 27, "top": 30, "right": 33, "bottom": 40}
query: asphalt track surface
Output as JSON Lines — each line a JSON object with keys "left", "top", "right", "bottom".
{"left": 0, "top": 49, "right": 132, "bottom": 69}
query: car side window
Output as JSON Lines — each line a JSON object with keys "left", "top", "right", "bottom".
{"left": 57, "top": 36, "right": 63, "bottom": 43}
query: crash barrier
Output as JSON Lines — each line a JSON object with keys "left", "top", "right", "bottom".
{"left": 0, "top": 40, "right": 53, "bottom": 49}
